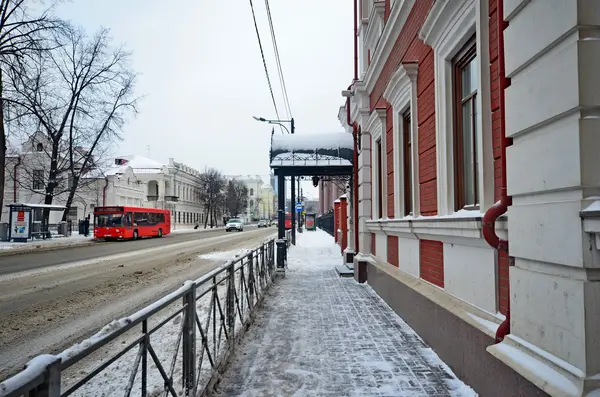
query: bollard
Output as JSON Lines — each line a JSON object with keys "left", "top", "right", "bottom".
{"left": 276, "top": 239, "right": 286, "bottom": 269}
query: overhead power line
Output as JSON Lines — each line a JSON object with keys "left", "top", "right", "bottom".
{"left": 264, "top": 0, "right": 292, "bottom": 120}
{"left": 248, "top": 0, "right": 284, "bottom": 134}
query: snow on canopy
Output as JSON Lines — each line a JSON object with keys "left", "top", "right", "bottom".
{"left": 270, "top": 132, "right": 354, "bottom": 167}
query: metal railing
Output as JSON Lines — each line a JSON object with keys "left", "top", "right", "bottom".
{"left": 317, "top": 211, "right": 334, "bottom": 237}
{"left": 0, "top": 238, "right": 276, "bottom": 397}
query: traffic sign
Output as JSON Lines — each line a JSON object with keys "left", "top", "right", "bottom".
{"left": 295, "top": 202, "right": 303, "bottom": 213}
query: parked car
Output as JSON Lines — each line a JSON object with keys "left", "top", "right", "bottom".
{"left": 257, "top": 220, "right": 267, "bottom": 228}
{"left": 226, "top": 218, "right": 244, "bottom": 232}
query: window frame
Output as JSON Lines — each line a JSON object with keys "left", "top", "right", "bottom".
{"left": 402, "top": 109, "right": 412, "bottom": 216}
{"left": 452, "top": 34, "right": 479, "bottom": 211}
{"left": 33, "top": 169, "right": 44, "bottom": 191}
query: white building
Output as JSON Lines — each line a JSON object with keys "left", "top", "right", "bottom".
{"left": 3, "top": 145, "right": 207, "bottom": 228}
{"left": 226, "top": 175, "right": 274, "bottom": 222}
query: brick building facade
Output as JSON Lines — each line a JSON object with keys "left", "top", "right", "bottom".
{"left": 335, "top": 0, "right": 600, "bottom": 396}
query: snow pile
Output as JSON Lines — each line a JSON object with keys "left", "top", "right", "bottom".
{"left": 271, "top": 132, "right": 353, "bottom": 151}
{"left": 198, "top": 248, "right": 251, "bottom": 261}
{"left": 0, "top": 355, "right": 58, "bottom": 395}
{"left": 0, "top": 234, "right": 93, "bottom": 251}
{"left": 58, "top": 318, "right": 133, "bottom": 362}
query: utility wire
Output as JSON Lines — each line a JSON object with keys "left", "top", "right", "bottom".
{"left": 248, "top": 0, "right": 285, "bottom": 134}
{"left": 264, "top": 0, "right": 292, "bottom": 120}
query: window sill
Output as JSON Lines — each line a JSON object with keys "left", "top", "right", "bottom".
{"left": 365, "top": 212, "right": 508, "bottom": 246}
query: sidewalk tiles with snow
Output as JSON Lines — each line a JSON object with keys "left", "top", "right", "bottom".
{"left": 213, "top": 230, "right": 477, "bottom": 397}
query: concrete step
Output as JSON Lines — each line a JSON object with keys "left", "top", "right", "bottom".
{"left": 335, "top": 264, "right": 354, "bottom": 278}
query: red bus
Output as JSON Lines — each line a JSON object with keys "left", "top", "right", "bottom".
{"left": 285, "top": 213, "right": 292, "bottom": 230}
{"left": 93, "top": 206, "right": 171, "bottom": 240}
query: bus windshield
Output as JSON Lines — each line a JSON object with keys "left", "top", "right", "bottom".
{"left": 96, "top": 213, "right": 126, "bottom": 227}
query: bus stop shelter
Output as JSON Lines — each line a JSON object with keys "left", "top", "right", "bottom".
{"left": 269, "top": 132, "right": 354, "bottom": 270}
{"left": 6, "top": 203, "right": 67, "bottom": 242}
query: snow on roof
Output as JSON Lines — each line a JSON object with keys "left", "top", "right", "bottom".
{"left": 7, "top": 203, "right": 66, "bottom": 210}
{"left": 271, "top": 132, "right": 353, "bottom": 152}
{"left": 118, "top": 155, "right": 165, "bottom": 169}
{"left": 270, "top": 133, "right": 354, "bottom": 167}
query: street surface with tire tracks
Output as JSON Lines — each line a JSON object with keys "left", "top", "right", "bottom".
{"left": 0, "top": 226, "right": 276, "bottom": 380}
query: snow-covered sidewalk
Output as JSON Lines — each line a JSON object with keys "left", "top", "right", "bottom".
{"left": 213, "top": 230, "right": 477, "bottom": 397}
{"left": 0, "top": 234, "right": 94, "bottom": 253}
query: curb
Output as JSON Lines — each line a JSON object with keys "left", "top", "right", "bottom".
{"left": 0, "top": 240, "right": 104, "bottom": 258}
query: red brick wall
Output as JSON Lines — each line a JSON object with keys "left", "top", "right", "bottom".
{"left": 387, "top": 235, "right": 399, "bottom": 266}
{"left": 498, "top": 249, "right": 509, "bottom": 315}
{"left": 419, "top": 240, "right": 444, "bottom": 287}
{"left": 489, "top": 0, "right": 502, "bottom": 202}
{"left": 417, "top": 47, "right": 437, "bottom": 215}
{"left": 386, "top": 105, "right": 395, "bottom": 218}
{"left": 369, "top": 1, "right": 437, "bottom": 217}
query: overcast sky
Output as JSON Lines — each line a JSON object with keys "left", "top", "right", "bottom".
{"left": 53, "top": 0, "right": 354, "bottom": 199}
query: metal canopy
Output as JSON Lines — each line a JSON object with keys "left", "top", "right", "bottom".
{"left": 269, "top": 132, "right": 354, "bottom": 171}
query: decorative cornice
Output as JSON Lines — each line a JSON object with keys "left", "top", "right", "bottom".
{"left": 382, "top": 62, "right": 419, "bottom": 109}
{"left": 365, "top": 108, "right": 387, "bottom": 141}
{"left": 364, "top": 2, "right": 386, "bottom": 55}
{"left": 362, "top": 0, "right": 416, "bottom": 93}
{"left": 419, "top": 0, "right": 475, "bottom": 54}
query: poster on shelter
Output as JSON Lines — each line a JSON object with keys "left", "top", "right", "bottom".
{"left": 11, "top": 210, "right": 30, "bottom": 238}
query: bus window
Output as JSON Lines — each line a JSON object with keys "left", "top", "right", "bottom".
{"left": 96, "top": 213, "right": 124, "bottom": 227}
{"left": 124, "top": 213, "right": 132, "bottom": 227}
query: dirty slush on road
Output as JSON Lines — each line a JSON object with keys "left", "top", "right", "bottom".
{"left": 0, "top": 228, "right": 276, "bottom": 380}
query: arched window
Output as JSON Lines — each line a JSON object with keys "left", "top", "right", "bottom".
{"left": 249, "top": 199, "right": 254, "bottom": 208}
{"left": 36, "top": 142, "right": 43, "bottom": 152}
{"left": 249, "top": 188, "right": 254, "bottom": 196}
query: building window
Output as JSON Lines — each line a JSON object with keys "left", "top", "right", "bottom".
{"left": 36, "top": 142, "right": 43, "bottom": 152}
{"left": 377, "top": 139, "right": 383, "bottom": 219}
{"left": 453, "top": 35, "right": 479, "bottom": 210}
{"left": 250, "top": 188, "right": 254, "bottom": 196}
{"left": 33, "top": 169, "right": 44, "bottom": 190}
{"left": 402, "top": 109, "right": 412, "bottom": 216}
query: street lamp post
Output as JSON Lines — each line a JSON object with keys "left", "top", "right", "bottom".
{"left": 253, "top": 116, "right": 295, "bottom": 134}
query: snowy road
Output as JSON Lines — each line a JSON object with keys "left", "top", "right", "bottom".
{"left": 0, "top": 226, "right": 239, "bottom": 276}
{"left": 0, "top": 226, "right": 276, "bottom": 381}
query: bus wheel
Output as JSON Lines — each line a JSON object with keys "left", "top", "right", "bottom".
{"left": 158, "top": 229, "right": 162, "bottom": 238}
{"left": 133, "top": 230, "right": 139, "bottom": 240}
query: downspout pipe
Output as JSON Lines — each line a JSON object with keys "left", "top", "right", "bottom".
{"left": 482, "top": 0, "right": 513, "bottom": 343}
{"left": 13, "top": 156, "right": 21, "bottom": 202}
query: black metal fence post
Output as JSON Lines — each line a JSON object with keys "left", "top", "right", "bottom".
{"left": 248, "top": 252, "right": 255, "bottom": 309}
{"left": 182, "top": 283, "right": 196, "bottom": 393}
{"left": 226, "top": 264, "right": 235, "bottom": 337}
{"left": 30, "top": 357, "right": 61, "bottom": 397}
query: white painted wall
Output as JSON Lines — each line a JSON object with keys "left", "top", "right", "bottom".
{"left": 398, "top": 237, "right": 420, "bottom": 277}
{"left": 500, "top": 0, "right": 600, "bottom": 390}
{"left": 443, "top": 243, "right": 497, "bottom": 315}
{"left": 376, "top": 233, "right": 387, "bottom": 262}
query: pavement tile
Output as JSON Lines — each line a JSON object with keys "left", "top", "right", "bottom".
{"left": 211, "top": 231, "right": 476, "bottom": 397}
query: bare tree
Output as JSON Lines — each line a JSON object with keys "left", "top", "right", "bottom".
{"left": 199, "top": 168, "right": 226, "bottom": 228}
{"left": 225, "top": 179, "right": 248, "bottom": 217}
{"left": 6, "top": 25, "right": 138, "bottom": 225}
{"left": 0, "top": 0, "right": 62, "bottom": 217}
